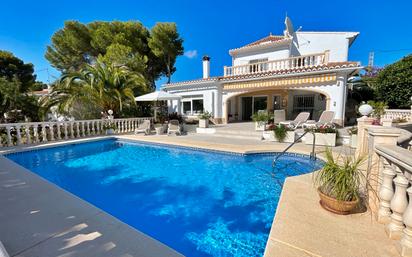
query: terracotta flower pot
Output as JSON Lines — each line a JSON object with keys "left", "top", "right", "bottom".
{"left": 317, "top": 188, "right": 359, "bottom": 215}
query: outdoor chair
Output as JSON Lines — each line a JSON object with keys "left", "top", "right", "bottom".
{"left": 273, "top": 109, "right": 286, "bottom": 124}
{"left": 134, "top": 120, "right": 151, "bottom": 135}
{"left": 167, "top": 120, "right": 181, "bottom": 136}
{"left": 279, "top": 112, "right": 310, "bottom": 129}
{"left": 303, "top": 111, "right": 335, "bottom": 128}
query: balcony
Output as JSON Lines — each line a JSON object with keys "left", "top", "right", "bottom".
{"left": 223, "top": 51, "right": 330, "bottom": 77}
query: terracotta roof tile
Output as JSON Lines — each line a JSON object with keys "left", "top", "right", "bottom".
{"left": 246, "top": 35, "right": 285, "bottom": 47}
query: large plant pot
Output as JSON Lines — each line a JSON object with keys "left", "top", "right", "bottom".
{"left": 255, "top": 122, "right": 266, "bottom": 131}
{"left": 317, "top": 188, "right": 359, "bottom": 215}
{"left": 262, "top": 131, "right": 295, "bottom": 143}
{"left": 350, "top": 134, "right": 358, "bottom": 149}
{"left": 305, "top": 133, "right": 336, "bottom": 147}
{"left": 199, "top": 119, "right": 209, "bottom": 128}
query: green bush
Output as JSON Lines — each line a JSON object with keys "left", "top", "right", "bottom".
{"left": 374, "top": 54, "right": 412, "bottom": 108}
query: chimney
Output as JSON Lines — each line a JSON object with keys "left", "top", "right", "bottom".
{"left": 202, "top": 55, "right": 210, "bottom": 79}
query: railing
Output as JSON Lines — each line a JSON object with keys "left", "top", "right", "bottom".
{"left": 272, "top": 131, "right": 316, "bottom": 169}
{"left": 0, "top": 117, "right": 153, "bottom": 148}
{"left": 382, "top": 109, "right": 412, "bottom": 121}
{"left": 224, "top": 51, "right": 329, "bottom": 77}
{"left": 375, "top": 144, "right": 412, "bottom": 255}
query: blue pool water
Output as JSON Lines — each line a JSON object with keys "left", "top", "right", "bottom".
{"left": 6, "top": 139, "right": 322, "bottom": 257}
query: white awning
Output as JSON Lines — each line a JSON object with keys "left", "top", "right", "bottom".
{"left": 135, "top": 91, "right": 181, "bottom": 101}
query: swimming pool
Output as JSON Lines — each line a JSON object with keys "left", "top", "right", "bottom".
{"left": 6, "top": 139, "right": 323, "bottom": 257}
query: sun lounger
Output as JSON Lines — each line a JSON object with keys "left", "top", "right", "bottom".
{"left": 279, "top": 112, "right": 310, "bottom": 129}
{"left": 303, "top": 111, "right": 335, "bottom": 128}
{"left": 167, "top": 120, "right": 181, "bottom": 136}
{"left": 134, "top": 120, "right": 151, "bottom": 135}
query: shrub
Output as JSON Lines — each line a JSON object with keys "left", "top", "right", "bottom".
{"left": 314, "top": 148, "right": 366, "bottom": 202}
{"left": 252, "top": 112, "right": 272, "bottom": 125}
{"left": 198, "top": 111, "right": 212, "bottom": 120}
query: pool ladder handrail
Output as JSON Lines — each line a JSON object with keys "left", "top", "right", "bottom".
{"left": 272, "top": 131, "right": 316, "bottom": 168}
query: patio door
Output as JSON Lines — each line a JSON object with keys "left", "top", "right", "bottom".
{"left": 241, "top": 97, "right": 253, "bottom": 120}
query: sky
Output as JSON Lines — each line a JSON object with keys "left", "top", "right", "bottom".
{"left": 1, "top": 0, "right": 411, "bottom": 88}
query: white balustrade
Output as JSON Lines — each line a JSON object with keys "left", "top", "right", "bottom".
{"left": 0, "top": 117, "right": 152, "bottom": 148}
{"left": 223, "top": 51, "right": 328, "bottom": 76}
{"left": 382, "top": 109, "right": 412, "bottom": 122}
{"left": 375, "top": 145, "right": 412, "bottom": 255}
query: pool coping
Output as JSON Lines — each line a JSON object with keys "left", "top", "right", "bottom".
{"left": 0, "top": 135, "right": 325, "bottom": 257}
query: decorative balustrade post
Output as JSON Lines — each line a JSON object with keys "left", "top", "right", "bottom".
{"left": 25, "top": 125, "right": 31, "bottom": 144}
{"left": 96, "top": 121, "right": 101, "bottom": 134}
{"left": 33, "top": 125, "right": 39, "bottom": 143}
{"left": 15, "top": 125, "right": 22, "bottom": 145}
{"left": 42, "top": 124, "right": 48, "bottom": 142}
{"left": 56, "top": 123, "right": 61, "bottom": 140}
{"left": 70, "top": 122, "right": 75, "bottom": 138}
{"left": 85, "top": 121, "right": 90, "bottom": 136}
{"left": 386, "top": 172, "right": 409, "bottom": 239}
{"left": 5, "top": 126, "right": 12, "bottom": 146}
{"left": 64, "top": 123, "right": 68, "bottom": 140}
{"left": 400, "top": 186, "right": 412, "bottom": 256}
{"left": 378, "top": 157, "right": 396, "bottom": 224}
{"left": 49, "top": 123, "right": 55, "bottom": 141}
{"left": 91, "top": 121, "right": 95, "bottom": 135}
{"left": 81, "top": 122, "right": 86, "bottom": 137}
{"left": 76, "top": 122, "right": 80, "bottom": 138}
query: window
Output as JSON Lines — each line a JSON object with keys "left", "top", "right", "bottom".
{"left": 253, "top": 96, "right": 267, "bottom": 113}
{"left": 180, "top": 96, "right": 204, "bottom": 115}
{"left": 273, "top": 95, "right": 281, "bottom": 110}
{"left": 182, "top": 102, "right": 191, "bottom": 114}
{"left": 293, "top": 95, "right": 315, "bottom": 117}
{"left": 192, "top": 99, "right": 204, "bottom": 113}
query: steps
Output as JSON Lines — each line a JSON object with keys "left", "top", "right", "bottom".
{"left": 211, "top": 126, "right": 263, "bottom": 140}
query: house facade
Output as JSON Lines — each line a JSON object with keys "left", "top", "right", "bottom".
{"left": 163, "top": 17, "right": 362, "bottom": 126}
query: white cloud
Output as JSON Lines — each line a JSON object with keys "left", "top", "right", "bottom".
{"left": 184, "top": 50, "right": 198, "bottom": 59}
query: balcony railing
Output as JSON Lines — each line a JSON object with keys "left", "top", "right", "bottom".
{"left": 223, "top": 51, "right": 329, "bottom": 77}
{"left": 0, "top": 117, "right": 153, "bottom": 148}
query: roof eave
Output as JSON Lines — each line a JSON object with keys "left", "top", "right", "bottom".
{"left": 229, "top": 38, "right": 292, "bottom": 56}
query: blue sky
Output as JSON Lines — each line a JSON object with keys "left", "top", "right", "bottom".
{"left": 1, "top": 0, "right": 411, "bottom": 87}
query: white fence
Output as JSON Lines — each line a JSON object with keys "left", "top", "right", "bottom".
{"left": 0, "top": 117, "right": 153, "bottom": 148}
{"left": 383, "top": 109, "right": 412, "bottom": 121}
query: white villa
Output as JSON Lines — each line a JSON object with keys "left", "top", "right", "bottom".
{"left": 163, "top": 17, "right": 362, "bottom": 126}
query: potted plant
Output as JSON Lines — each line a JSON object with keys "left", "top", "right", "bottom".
{"left": 252, "top": 111, "right": 272, "bottom": 131}
{"left": 314, "top": 148, "right": 365, "bottom": 215}
{"left": 198, "top": 111, "right": 212, "bottom": 128}
{"left": 103, "top": 122, "right": 116, "bottom": 135}
{"left": 263, "top": 124, "right": 295, "bottom": 143}
{"left": 305, "top": 125, "right": 338, "bottom": 146}
{"left": 347, "top": 126, "right": 358, "bottom": 148}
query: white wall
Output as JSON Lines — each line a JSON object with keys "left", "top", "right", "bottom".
{"left": 165, "top": 86, "right": 220, "bottom": 117}
{"left": 233, "top": 45, "right": 290, "bottom": 66}
{"left": 292, "top": 32, "right": 356, "bottom": 62}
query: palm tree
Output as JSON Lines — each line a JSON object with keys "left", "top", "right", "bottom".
{"left": 42, "top": 61, "right": 148, "bottom": 118}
